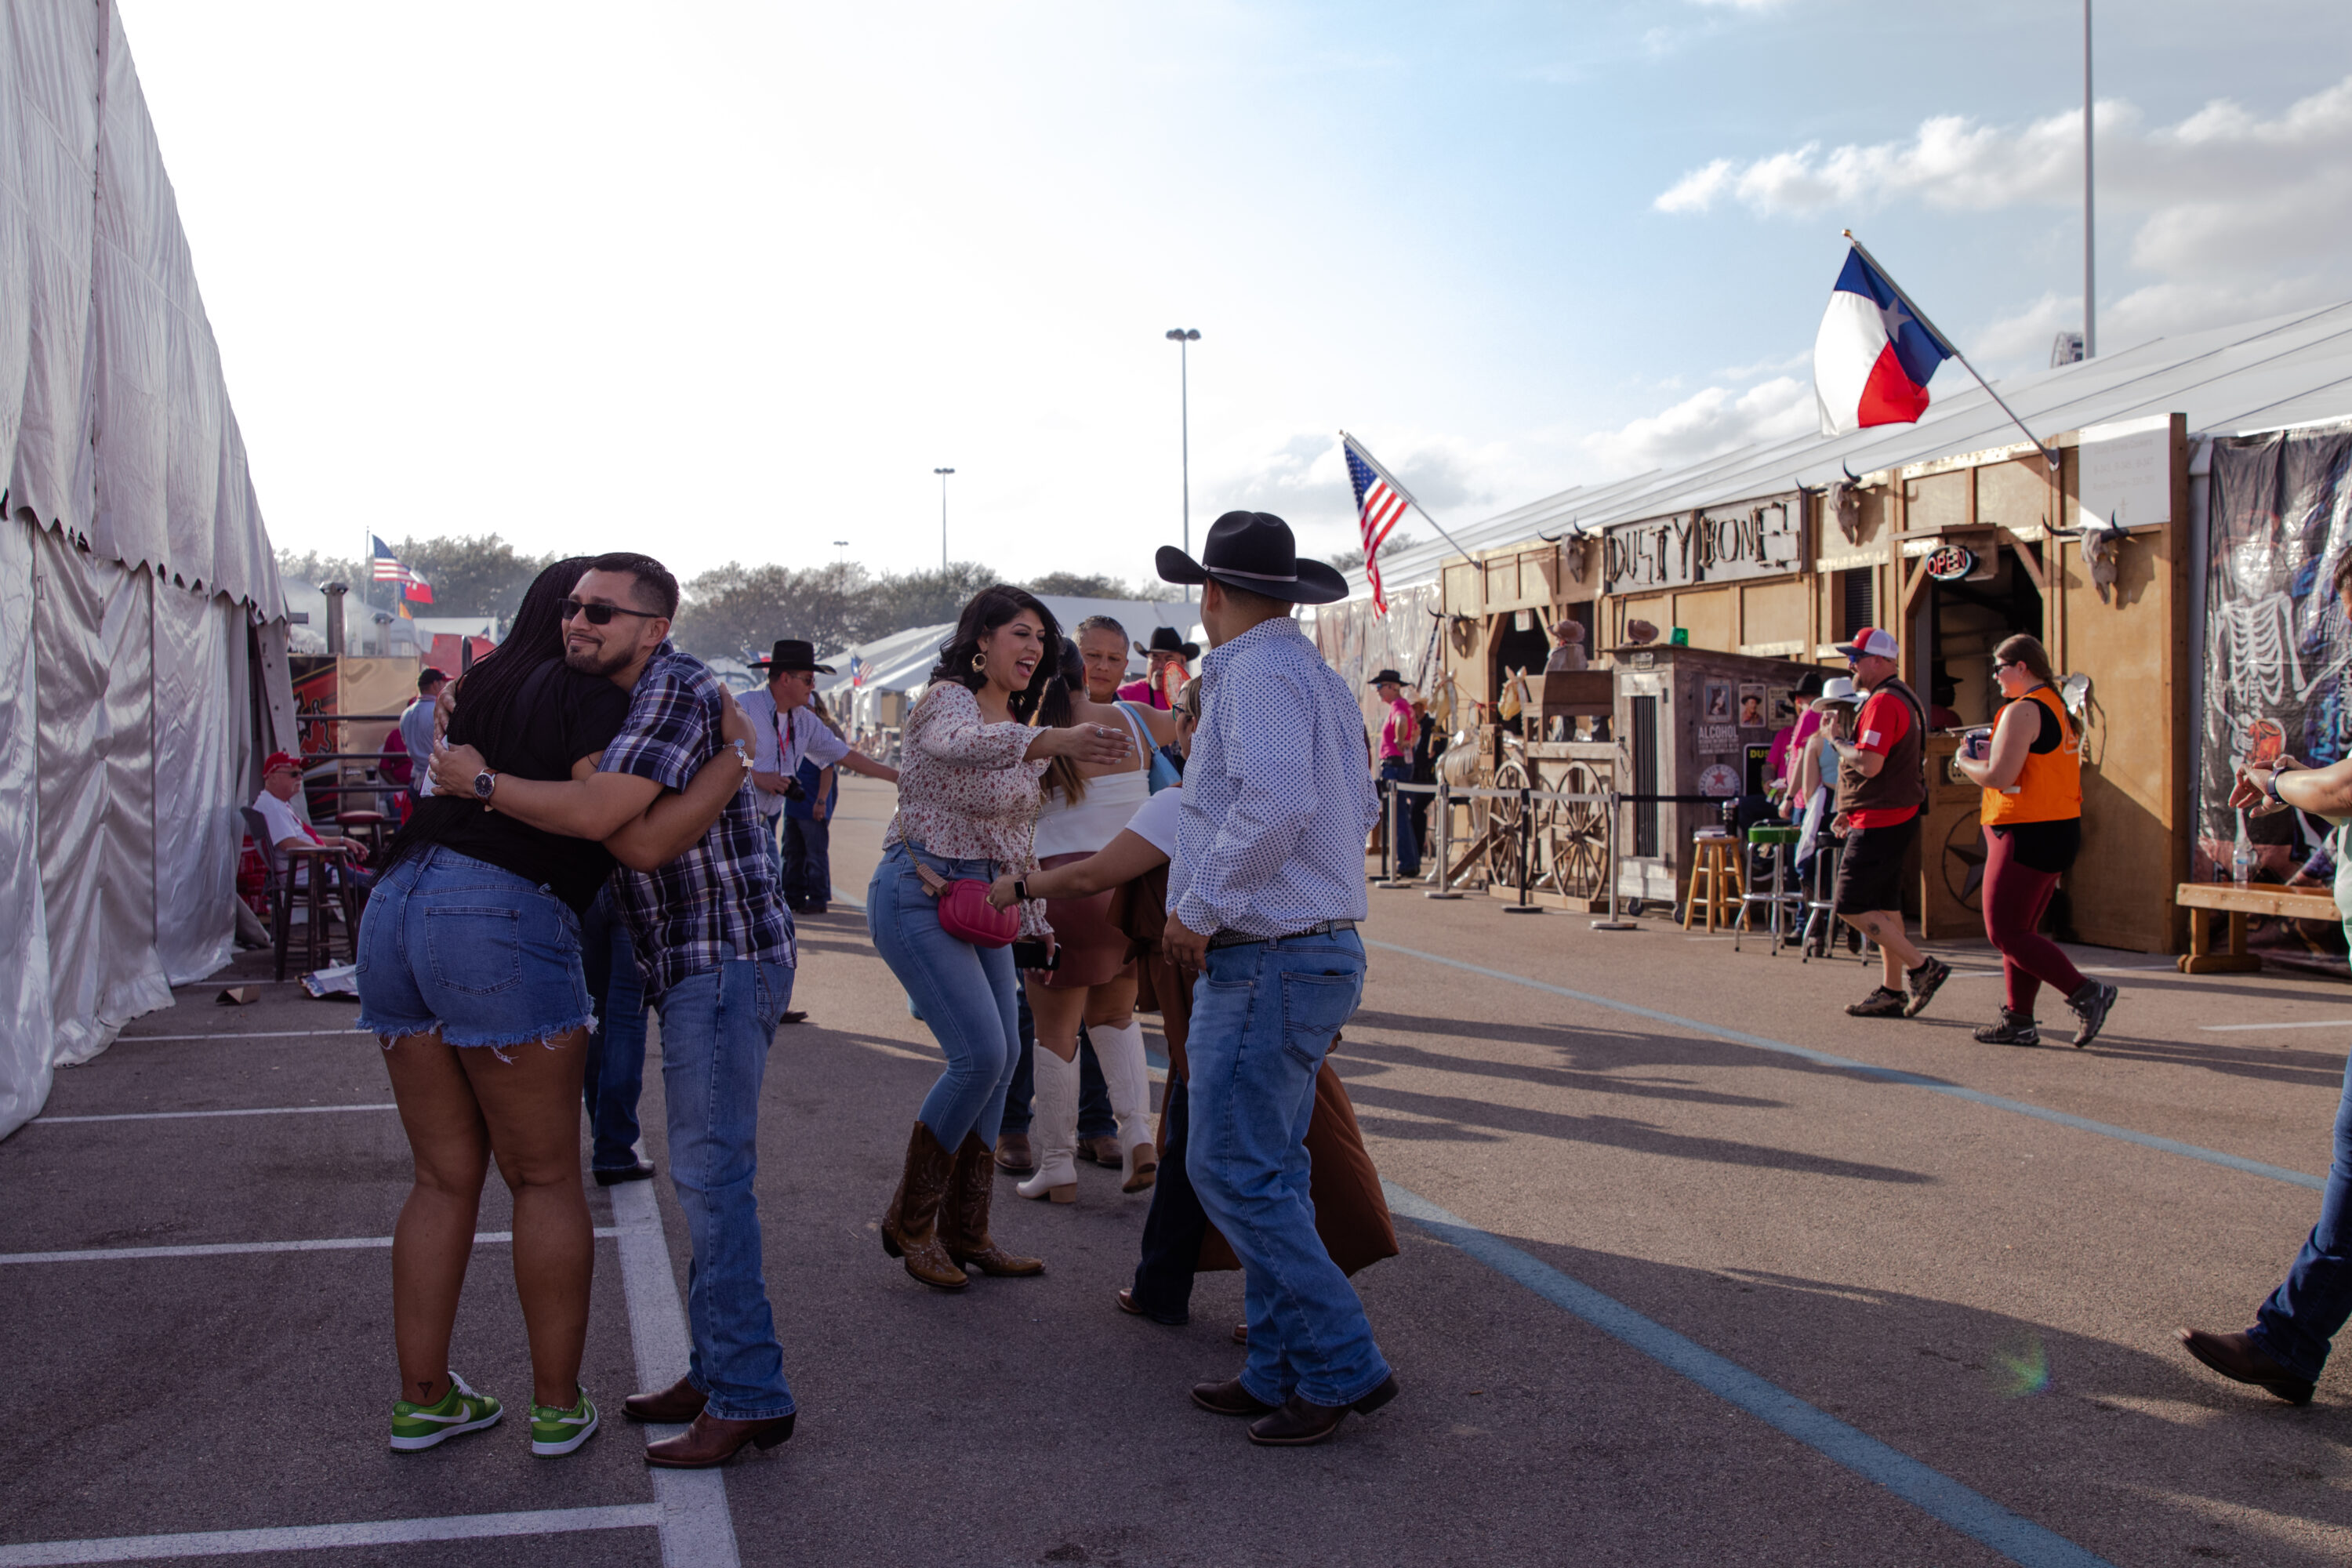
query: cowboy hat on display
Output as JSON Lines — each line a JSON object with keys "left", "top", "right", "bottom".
{"left": 1136, "top": 626, "right": 1200, "bottom": 660}
{"left": 1156, "top": 510, "right": 1348, "bottom": 606}
{"left": 750, "top": 638, "right": 835, "bottom": 674}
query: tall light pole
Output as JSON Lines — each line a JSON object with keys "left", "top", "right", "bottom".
{"left": 932, "top": 467, "right": 954, "bottom": 572}
{"left": 2083, "top": 0, "right": 2096, "bottom": 358}
{"left": 1166, "top": 328, "right": 1200, "bottom": 600}
{"left": 832, "top": 539, "right": 848, "bottom": 567}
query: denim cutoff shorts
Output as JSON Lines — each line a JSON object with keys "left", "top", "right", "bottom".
{"left": 355, "top": 846, "right": 595, "bottom": 1050}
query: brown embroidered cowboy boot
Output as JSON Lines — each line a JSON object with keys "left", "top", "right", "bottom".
{"left": 940, "top": 1131, "right": 1044, "bottom": 1277}
{"left": 880, "top": 1121, "right": 967, "bottom": 1290}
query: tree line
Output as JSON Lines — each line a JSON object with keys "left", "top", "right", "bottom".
{"left": 274, "top": 538, "right": 1179, "bottom": 662}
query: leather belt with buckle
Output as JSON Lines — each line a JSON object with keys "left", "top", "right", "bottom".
{"left": 1206, "top": 918, "right": 1359, "bottom": 951}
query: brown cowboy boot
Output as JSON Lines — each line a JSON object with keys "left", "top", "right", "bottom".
{"left": 940, "top": 1132, "right": 1045, "bottom": 1276}
{"left": 880, "top": 1121, "right": 967, "bottom": 1290}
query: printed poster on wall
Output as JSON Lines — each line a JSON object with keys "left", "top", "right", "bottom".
{"left": 2199, "top": 426, "right": 2352, "bottom": 971}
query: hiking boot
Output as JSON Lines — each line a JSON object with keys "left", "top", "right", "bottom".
{"left": 1903, "top": 956, "right": 1951, "bottom": 1018}
{"left": 531, "top": 1387, "right": 599, "bottom": 1457}
{"left": 2067, "top": 980, "right": 2119, "bottom": 1049}
{"left": 390, "top": 1371, "right": 502, "bottom": 1452}
{"left": 1973, "top": 1010, "right": 2041, "bottom": 1047}
{"left": 1846, "top": 985, "right": 1907, "bottom": 1018}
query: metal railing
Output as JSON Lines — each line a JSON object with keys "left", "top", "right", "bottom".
{"left": 1377, "top": 777, "right": 1640, "bottom": 928}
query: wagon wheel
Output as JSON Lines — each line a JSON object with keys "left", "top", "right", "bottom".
{"left": 1538, "top": 761, "right": 1609, "bottom": 900}
{"left": 1486, "top": 758, "right": 1532, "bottom": 886}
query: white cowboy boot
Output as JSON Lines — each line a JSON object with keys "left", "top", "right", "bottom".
{"left": 1014, "top": 1045, "right": 1079, "bottom": 1203}
{"left": 1091, "top": 1018, "right": 1160, "bottom": 1192}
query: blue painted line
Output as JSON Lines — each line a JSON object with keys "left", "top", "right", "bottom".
{"left": 1365, "top": 938, "right": 2325, "bottom": 1193}
{"left": 1383, "top": 1182, "right": 2116, "bottom": 1568}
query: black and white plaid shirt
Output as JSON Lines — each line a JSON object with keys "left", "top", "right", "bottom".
{"left": 602, "top": 642, "right": 792, "bottom": 997}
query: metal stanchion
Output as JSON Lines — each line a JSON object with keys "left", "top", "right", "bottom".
{"left": 1502, "top": 784, "right": 1542, "bottom": 914}
{"left": 1374, "top": 777, "right": 1413, "bottom": 889}
{"left": 1425, "top": 778, "right": 1462, "bottom": 899}
{"left": 1592, "top": 788, "right": 1639, "bottom": 931}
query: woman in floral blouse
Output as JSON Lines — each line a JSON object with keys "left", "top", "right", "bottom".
{"left": 869, "top": 585, "right": 1134, "bottom": 1290}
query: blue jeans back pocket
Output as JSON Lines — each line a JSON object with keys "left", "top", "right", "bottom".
{"left": 426, "top": 907, "right": 524, "bottom": 995}
{"left": 1279, "top": 971, "right": 1359, "bottom": 1067}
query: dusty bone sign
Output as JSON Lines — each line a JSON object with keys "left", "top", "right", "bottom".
{"left": 1602, "top": 493, "right": 1802, "bottom": 593}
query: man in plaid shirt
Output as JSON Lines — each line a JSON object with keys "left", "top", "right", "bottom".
{"left": 433, "top": 552, "right": 799, "bottom": 1468}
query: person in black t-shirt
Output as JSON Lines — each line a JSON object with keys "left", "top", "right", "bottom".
{"left": 356, "top": 557, "right": 755, "bottom": 1458}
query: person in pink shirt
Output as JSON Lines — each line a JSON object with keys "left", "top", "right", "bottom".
{"left": 1370, "top": 669, "right": 1419, "bottom": 878}
{"left": 1116, "top": 626, "right": 1197, "bottom": 710}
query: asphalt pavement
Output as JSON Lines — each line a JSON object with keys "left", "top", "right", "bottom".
{"left": 8, "top": 773, "right": 2352, "bottom": 1566}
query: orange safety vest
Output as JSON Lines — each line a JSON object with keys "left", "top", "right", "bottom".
{"left": 1980, "top": 685, "right": 2082, "bottom": 826}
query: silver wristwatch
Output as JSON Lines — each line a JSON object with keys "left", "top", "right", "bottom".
{"left": 472, "top": 769, "right": 497, "bottom": 802}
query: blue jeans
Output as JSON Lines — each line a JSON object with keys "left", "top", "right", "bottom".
{"left": 649, "top": 956, "right": 796, "bottom": 1421}
{"left": 2254, "top": 1005, "right": 2352, "bottom": 1382}
{"left": 579, "top": 884, "right": 648, "bottom": 1173}
{"left": 1379, "top": 759, "right": 1419, "bottom": 876}
{"left": 354, "top": 848, "right": 590, "bottom": 1049}
{"left": 1186, "top": 929, "right": 1388, "bottom": 1407}
{"left": 866, "top": 840, "right": 1020, "bottom": 1149}
{"left": 1002, "top": 1009, "right": 1116, "bottom": 1140}
{"left": 783, "top": 815, "right": 833, "bottom": 911}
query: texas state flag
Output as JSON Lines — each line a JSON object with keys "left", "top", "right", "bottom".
{"left": 1813, "top": 247, "right": 1954, "bottom": 437}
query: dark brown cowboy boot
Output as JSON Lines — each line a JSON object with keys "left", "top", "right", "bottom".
{"left": 940, "top": 1131, "right": 1044, "bottom": 1277}
{"left": 880, "top": 1121, "right": 967, "bottom": 1290}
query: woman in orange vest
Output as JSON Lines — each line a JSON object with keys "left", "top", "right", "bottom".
{"left": 1952, "top": 633, "right": 2119, "bottom": 1047}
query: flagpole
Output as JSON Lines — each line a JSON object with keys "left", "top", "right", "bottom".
{"left": 1840, "top": 230, "right": 2059, "bottom": 469}
{"left": 1340, "top": 431, "right": 1478, "bottom": 559}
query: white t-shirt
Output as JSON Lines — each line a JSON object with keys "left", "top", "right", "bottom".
{"left": 1123, "top": 784, "right": 1185, "bottom": 860}
{"left": 252, "top": 789, "right": 322, "bottom": 881}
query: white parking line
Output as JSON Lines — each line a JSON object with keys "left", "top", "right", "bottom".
{"left": 112, "top": 1030, "right": 369, "bottom": 1044}
{"left": 609, "top": 1163, "right": 744, "bottom": 1566}
{"left": 0, "top": 1504, "right": 659, "bottom": 1566}
{"left": 34, "top": 1104, "right": 397, "bottom": 1125}
{"left": 2201, "top": 1019, "right": 2352, "bottom": 1033}
{"left": 1, "top": 1229, "right": 621, "bottom": 1267}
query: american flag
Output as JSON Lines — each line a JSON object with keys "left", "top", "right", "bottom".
{"left": 370, "top": 535, "right": 434, "bottom": 605}
{"left": 1341, "top": 433, "right": 1411, "bottom": 614}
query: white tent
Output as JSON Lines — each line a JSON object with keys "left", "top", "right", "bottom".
{"left": 0, "top": 4, "right": 293, "bottom": 1138}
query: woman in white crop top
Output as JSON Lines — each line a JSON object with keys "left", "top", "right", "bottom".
{"left": 1015, "top": 641, "right": 1160, "bottom": 1204}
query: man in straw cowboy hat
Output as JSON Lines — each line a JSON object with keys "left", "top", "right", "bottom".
{"left": 1156, "top": 510, "right": 1398, "bottom": 1446}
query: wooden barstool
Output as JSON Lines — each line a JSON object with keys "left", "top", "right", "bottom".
{"left": 338, "top": 809, "right": 390, "bottom": 862}
{"left": 1682, "top": 835, "right": 1743, "bottom": 931}
{"left": 284, "top": 844, "right": 355, "bottom": 971}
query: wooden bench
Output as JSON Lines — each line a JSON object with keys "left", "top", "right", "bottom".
{"left": 2174, "top": 882, "right": 2342, "bottom": 974}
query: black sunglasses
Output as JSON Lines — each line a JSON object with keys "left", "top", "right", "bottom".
{"left": 561, "top": 597, "right": 662, "bottom": 626}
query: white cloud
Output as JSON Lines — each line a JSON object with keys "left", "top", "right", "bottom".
{"left": 1686, "top": 0, "right": 1786, "bottom": 9}
{"left": 1577, "top": 376, "right": 1814, "bottom": 478}
{"left": 1657, "top": 74, "right": 2352, "bottom": 365}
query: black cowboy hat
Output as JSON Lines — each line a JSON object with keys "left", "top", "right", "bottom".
{"left": 1156, "top": 510, "right": 1348, "bottom": 606}
{"left": 1368, "top": 669, "right": 1406, "bottom": 687}
{"left": 750, "top": 638, "right": 834, "bottom": 674}
{"left": 1135, "top": 626, "right": 1200, "bottom": 660}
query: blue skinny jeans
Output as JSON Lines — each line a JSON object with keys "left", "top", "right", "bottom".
{"left": 866, "top": 840, "right": 1020, "bottom": 1150}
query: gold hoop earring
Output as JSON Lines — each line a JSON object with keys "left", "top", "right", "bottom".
{"left": 971, "top": 652, "right": 986, "bottom": 673}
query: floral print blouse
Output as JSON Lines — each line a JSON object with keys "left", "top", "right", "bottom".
{"left": 885, "top": 680, "right": 1052, "bottom": 936}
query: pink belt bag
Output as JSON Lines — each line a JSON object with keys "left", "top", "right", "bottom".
{"left": 913, "top": 858, "right": 1019, "bottom": 948}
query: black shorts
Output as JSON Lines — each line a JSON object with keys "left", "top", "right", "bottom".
{"left": 1833, "top": 815, "right": 1918, "bottom": 915}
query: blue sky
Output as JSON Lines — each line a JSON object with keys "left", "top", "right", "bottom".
{"left": 120, "top": 1, "right": 2352, "bottom": 588}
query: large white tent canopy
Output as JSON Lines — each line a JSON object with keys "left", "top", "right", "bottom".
{"left": 0, "top": 2, "right": 290, "bottom": 1138}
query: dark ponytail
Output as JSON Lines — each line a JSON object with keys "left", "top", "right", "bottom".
{"left": 1039, "top": 637, "right": 1087, "bottom": 804}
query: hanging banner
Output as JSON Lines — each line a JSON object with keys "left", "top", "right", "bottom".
{"left": 2198, "top": 427, "right": 2352, "bottom": 971}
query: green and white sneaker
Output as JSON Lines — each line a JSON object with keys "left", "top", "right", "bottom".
{"left": 531, "top": 1387, "right": 599, "bottom": 1457}
{"left": 390, "top": 1371, "right": 503, "bottom": 1452}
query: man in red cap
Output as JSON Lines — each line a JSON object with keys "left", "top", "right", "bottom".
{"left": 1825, "top": 627, "right": 1950, "bottom": 1018}
{"left": 252, "top": 752, "right": 369, "bottom": 885}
